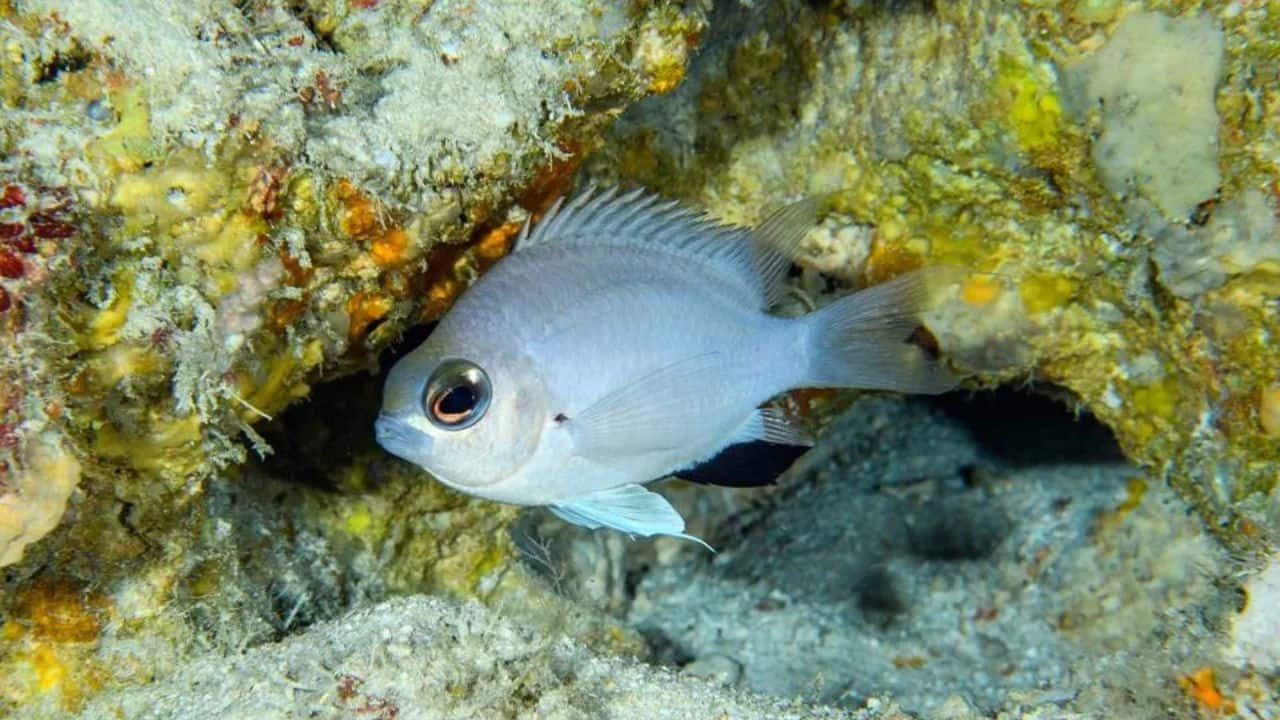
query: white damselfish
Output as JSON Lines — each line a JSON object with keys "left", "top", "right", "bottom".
{"left": 375, "top": 187, "right": 958, "bottom": 543}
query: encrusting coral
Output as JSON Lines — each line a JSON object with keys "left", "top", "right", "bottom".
{"left": 0, "top": 433, "right": 79, "bottom": 567}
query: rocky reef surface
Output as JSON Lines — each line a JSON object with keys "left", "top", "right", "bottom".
{"left": 74, "top": 595, "right": 891, "bottom": 720}
{"left": 0, "top": 0, "right": 1277, "bottom": 717}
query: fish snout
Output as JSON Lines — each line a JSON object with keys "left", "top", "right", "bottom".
{"left": 374, "top": 414, "right": 432, "bottom": 466}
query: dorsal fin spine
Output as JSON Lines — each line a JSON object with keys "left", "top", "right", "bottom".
{"left": 513, "top": 186, "right": 813, "bottom": 308}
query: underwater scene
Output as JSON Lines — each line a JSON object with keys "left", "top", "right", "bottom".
{"left": 1, "top": 0, "right": 1278, "bottom": 718}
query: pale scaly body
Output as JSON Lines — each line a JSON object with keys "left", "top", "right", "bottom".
{"left": 376, "top": 188, "right": 956, "bottom": 543}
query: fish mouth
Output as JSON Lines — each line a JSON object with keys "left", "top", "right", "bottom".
{"left": 374, "top": 415, "right": 432, "bottom": 467}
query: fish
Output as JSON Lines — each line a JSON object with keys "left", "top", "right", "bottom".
{"left": 375, "top": 187, "right": 959, "bottom": 544}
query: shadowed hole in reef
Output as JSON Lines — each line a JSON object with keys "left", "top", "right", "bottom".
{"left": 931, "top": 384, "right": 1125, "bottom": 467}
{"left": 259, "top": 323, "right": 437, "bottom": 489}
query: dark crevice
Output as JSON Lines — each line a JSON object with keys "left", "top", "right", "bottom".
{"left": 930, "top": 385, "right": 1125, "bottom": 467}
{"left": 36, "top": 47, "right": 91, "bottom": 84}
{"left": 258, "top": 323, "right": 436, "bottom": 490}
{"left": 286, "top": 0, "right": 342, "bottom": 53}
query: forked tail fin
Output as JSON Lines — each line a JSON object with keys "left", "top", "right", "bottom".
{"left": 803, "top": 267, "right": 962, "bottom": 394}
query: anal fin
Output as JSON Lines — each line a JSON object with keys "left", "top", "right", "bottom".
{"left": 737, "top": 407, "right": 814, "bottom": 447}
{"left": 680, "top": 408, "right": 811, "bottom": 488}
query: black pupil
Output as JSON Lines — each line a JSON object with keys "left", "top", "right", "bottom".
{"left": 438, "top": 384, "right": 477, "bottom": 416}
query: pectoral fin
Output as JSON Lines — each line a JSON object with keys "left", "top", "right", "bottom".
{"left": 548, "top": 484, "right": 713, "bottom": 550}
{"left": 569, "top": 352, "right": 731, "bottom": 462}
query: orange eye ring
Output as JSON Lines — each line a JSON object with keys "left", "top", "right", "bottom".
{"left": 423, "top": 359, "right": 491, "bottom": 430}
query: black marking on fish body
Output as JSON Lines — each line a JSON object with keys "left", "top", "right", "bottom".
{"left": 678, "top": 440, "right": 808, "bottom": 488}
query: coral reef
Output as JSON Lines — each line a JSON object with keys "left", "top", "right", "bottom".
{"left": 1073, "top": 10, "right": 1224, "bottom": 222}
{"left": 1, "top": 0, "right": 1278, "bottom": 716}
{"left": 584, "top": 0, "right": 1280, "bottom": 552}
{"left": 0, "top": 0, "right": 703, "bottom": 713}
{"left": 1, "top": 0, "right": 704, "bottom": 529}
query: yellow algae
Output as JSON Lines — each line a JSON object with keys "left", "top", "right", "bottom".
{"left": 993, "top": 55, "right": 1064, "bottom": 157}
{"left": 284, "top": 172, "right": 321, "bottom": 221}
{"left": 237, "top": 339, "right": 325, "bottom": 418}
{"left": 111, "top": 164, "right": 227, "bottom": 225}
{"left": 962, "top": 274, "right": 1003, "bottom": 306}
{"left": 1, "top": 34, "right": 24, "bottom": 105}
{"left": 32, "top": 645, "right": 66, "bottom": 692}
{"left": 635, "top": 6, "right": 698, "bottom": 94}
{"left": 108, "top": 153, "right": 267, "bottom": 289}
{"left": 344, "top": 506, "right": 373, "bottom": 536}
{"left": 1130, "top": 376, "right": 1180, "bottom": 424}
{"left": 81, "top": 271, "right": 133, "bottom": 351}
{"left": 198, "top": 212, "right": 264, "bottom": 271}
{"left": 647, "top": 55, "right": 686, "bottom": 94}
{"left": 923, "top": 221, "right": 994, "bottom": 268}
{"left": 1260, "top": 383, "right": 1280, "bottom": 437}
{"left": 1019, "top": 272, "right": 1076, "bottom": 315}
{"left": 93, "top": 412, "right": 204, "bottom": 478}
{"left": 87, "top": 87, "right": 157, "bottom": 172}
{"left": 85, "top": 344, "right": 165, "bottom": 387}
{"left": 10, "top": 638, "right": 103, "bottom": 712}
{"left": 432, "top": 532, "right": 517, "bottom": 599}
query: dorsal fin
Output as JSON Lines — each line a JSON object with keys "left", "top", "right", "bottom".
{"left": 518, "top": 185, "right": 751, "bottom": 265}
{"left": 515, "top": 186, "right": 814, "bottom": 308}
{"left": 753, "top": 196, "right": 817, "bottom": 306}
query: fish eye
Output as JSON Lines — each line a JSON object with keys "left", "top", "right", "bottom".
{"left": 423, "top": 359, "right": 492, "bottom": 430}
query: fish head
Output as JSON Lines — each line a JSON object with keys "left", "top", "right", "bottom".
{"left": 375, "top": 333, "right": 549, "bottom": 494}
